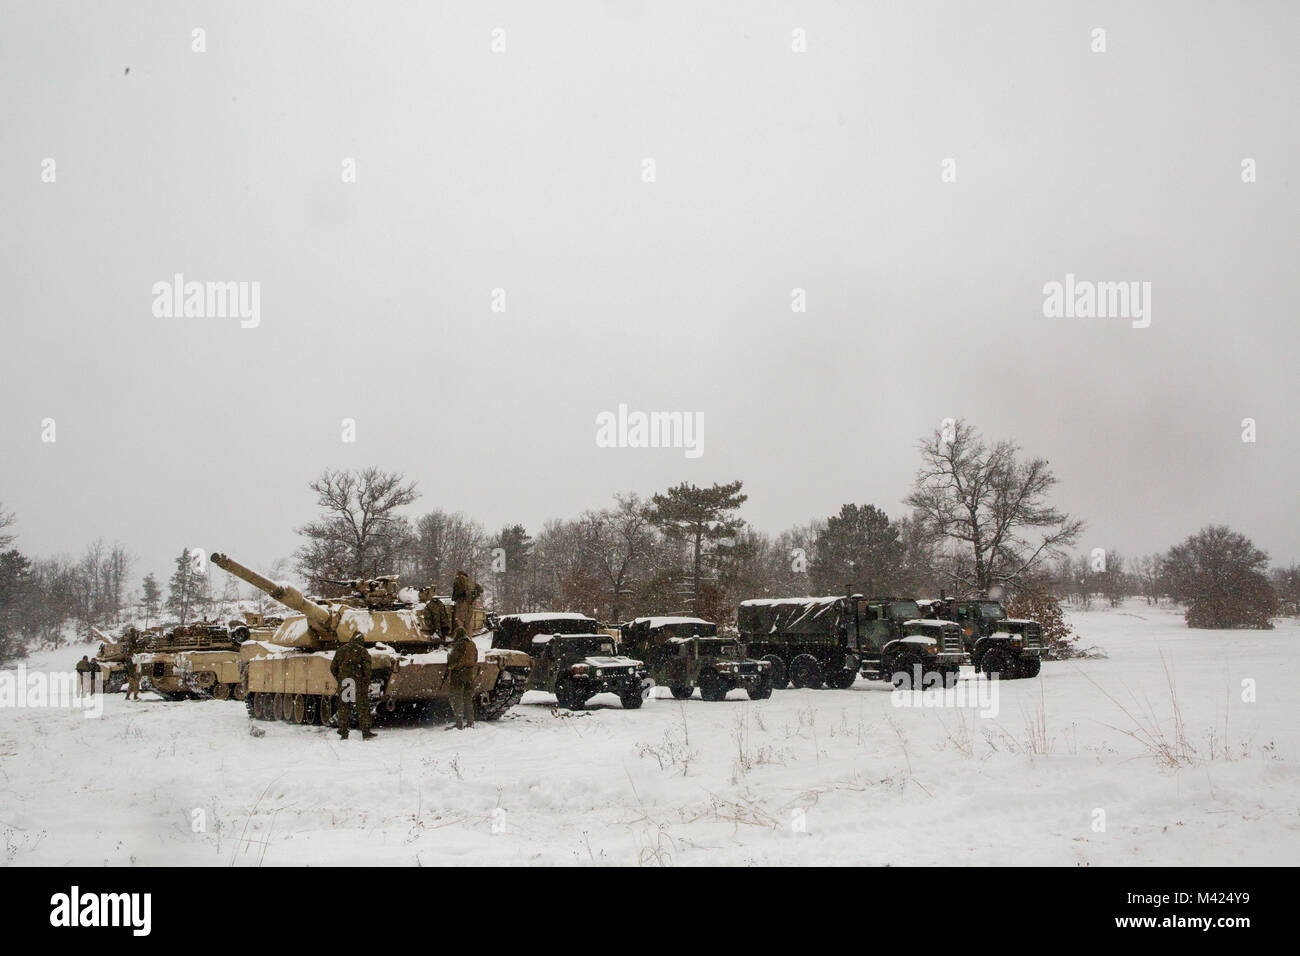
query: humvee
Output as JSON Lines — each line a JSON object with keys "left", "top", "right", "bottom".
{"left": 491, "top": 612, "right": 602, "bottom": 653}
{"left": 654, "top": 636, "right": 773, "bottom": 701}
{"left": 526, "top": 633, "right": 650, "bottom": 710}
{"left": 925, "top": 598, "right": 1043, "bottom": 679}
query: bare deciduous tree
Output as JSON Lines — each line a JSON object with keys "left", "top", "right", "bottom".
{"left": 295, "top": 467, "right": 419, "bottom": 590}
{"left": 907, "top": 419, "right": 1084, "bottom": 593}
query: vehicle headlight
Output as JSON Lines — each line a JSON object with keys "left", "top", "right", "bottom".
{"left": 595, "top": 668, "right": 604, "bottom": 677}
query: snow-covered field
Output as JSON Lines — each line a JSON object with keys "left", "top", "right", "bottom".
{"left": 3, "top": 601, "right": 1298, "bottom": 866}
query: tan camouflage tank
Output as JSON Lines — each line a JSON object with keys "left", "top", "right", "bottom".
{"left": 210, "top": 554, "right": 530, "bottom": 726}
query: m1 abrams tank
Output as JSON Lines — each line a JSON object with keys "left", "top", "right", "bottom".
{"left": 210, "top": 554, "right": 531, "bottom": 726}
{"left": 90, "top": 626, "right": 136, "bottom": 693}
{"left": 135, "top": 622, "right": 246, "bottom": 700}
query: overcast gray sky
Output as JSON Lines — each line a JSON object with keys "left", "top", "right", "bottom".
{"left": 2, "top": 0, "right": 1297, "bottom": 588}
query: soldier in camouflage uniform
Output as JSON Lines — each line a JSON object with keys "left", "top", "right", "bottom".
{"left": 451, "top": 570, "right": 482, "bottom": 634}
{"left": 447, "top": 625, "right": 478, "bottom": 729}
{"left": 76, "top": 656, "right": 93, "bottom": 695}
{"left": 423, "top": 596, "right": 452, "bottom": 639}
{"left": 124, "top": 657, "right": 141, "bottom": 701}
{"left": 330, "top": 633, "right": 376, "bottom": 740}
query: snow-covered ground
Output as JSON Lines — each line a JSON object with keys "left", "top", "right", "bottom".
{"left": 2, "top": 601, "right": 1297, "bottom": 866}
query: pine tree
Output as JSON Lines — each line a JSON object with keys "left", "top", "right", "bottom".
{"left": 166, "top": 549, "right": 209, "bottom": 623}
{"left": 809, "top": 504, "right": 905, "bottom": 596}
{"left": 141, "top": 573, "right": 161, "bottom": 628}
{"left": 647, "top": 480, "right": 747, "bottom": 613}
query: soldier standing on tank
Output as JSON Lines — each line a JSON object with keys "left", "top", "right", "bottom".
{"left": 446, "top": 625, "right": 478, "bottom": 729}
{"left": 423, "top": 595, "right": 452, "bottom": 639}
{"left": 76, "top": 656, "right": 92, "bottom": 695}
{"left": 330, "top": 632, "right": 376, "bottom": 740}
{"left": 452, "top": 569, "right": 482, "bottom": 634}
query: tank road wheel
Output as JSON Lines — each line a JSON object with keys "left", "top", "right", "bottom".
{"left": 555, "top": 676, "right": 584, "bottom": 710}
{"left": 1019, "top": 657, "right": 1041, "bottom": 679}
{"left": 982, "top": 648, "right": 1013, "bottom": 681}
{"left": 291, "top": 694, "right": 308, "bottom": 724}
{"left": 318, "top": 694, "right": 336, "bottom": 726}
{"left": 790, "top": 654, "right": 823, "bottom": 689}
{"left": 213, "top": 682, "right": 232, "bottom": 701}
{"left": 762, "top": 655, "right": 788, "bottom": 689}
{"left": 749, "top": 675, "right": 773, "bottom": 701}
{"left": 669, "top": 686, "right": 694, "bottom": 700}
{"left": 698, "top": 672, "right": 728, "bottom": 702}
{"left": 276, "top": 694, "right": 291, "bottom": 721}
{"left": 232, "top": 683, "right": 247, "bottom": 701}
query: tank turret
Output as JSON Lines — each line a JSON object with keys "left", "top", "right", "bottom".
{"left": 211, "top": 552, "right": 364, "bottom": 646}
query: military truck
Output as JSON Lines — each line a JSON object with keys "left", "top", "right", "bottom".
{"left": 490, "top": 611, "right": 602, "bottom": 653}
{"left": 737, "top": 595, "right": 966, "bottom": 689}
{"left": 923, "top": 598, "right": 1043, "bottom": 679}
{"left": 211, "top": 553, "right": 531, "bottom": 726}
{"left": 135, "top": 622, "right": 246, "bottom": 700}
{"left": 526, "top": 632, "right": 650, "bottom": 710}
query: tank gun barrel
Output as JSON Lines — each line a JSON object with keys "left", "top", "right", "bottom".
{"left": 210, "top": 553, "right": 332, "bottom": 630}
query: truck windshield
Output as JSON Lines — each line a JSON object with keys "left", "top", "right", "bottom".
{"left": 889, "top": 601, "right": 922, "bottom": 620}
{"left": 699, "top": 642, "right": 736, "bottom": 657}
{"left": 979, "top": 603, "right": 1006, "bottom": 620}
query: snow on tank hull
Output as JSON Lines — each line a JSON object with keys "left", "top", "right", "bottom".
{"left": 240, "top": 634, "right": 532, "bottom": 724}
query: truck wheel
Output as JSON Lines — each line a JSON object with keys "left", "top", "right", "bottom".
{"left": 1019, "top": 657, "right": 1041, "bottom": 679}
{"left": 670, "top": 686, "right": 694, "bottom": 700}
{"left": 619, "top": 688, "right": 644, "bottom": 710}
{"left": 762, "top": 655, "right": 788, "bottom": 689}
{"left": 982, "top": 648, "right": 1013, "bottom": 680}
{"left": 825, "top": 668, "right": 857, "bottom": 690}
{"left": 213, "top": 682, "right": 231, "bottom": 701}
{"left": 556, "top": 676, "right": 584, "bottom": 710}
{"left": 790, "top": 654, "right": 823, "bottom": 689}
{"left": 889, "top": 657, "right": 921, "bottom": 690}
{"left": 749, "top": 676, "right": 773, "bottom": 700}
{"left": 699, "top": 672, "right": 727, "bottom": 702}
{"left": 232, "top": 683, "right": 248, "bottom": 701}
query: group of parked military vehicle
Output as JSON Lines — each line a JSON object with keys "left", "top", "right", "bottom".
{"left": 85, "top": 551, "right": 1045, "bottom": 733}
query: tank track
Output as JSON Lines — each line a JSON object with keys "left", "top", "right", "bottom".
{"left": 479, "top": 669, "right": 527, "bottom": 721}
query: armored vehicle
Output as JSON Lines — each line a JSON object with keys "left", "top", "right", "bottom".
{"left": 135, "top": 622, "right": 246, "bottom": 700}
{"left": 90, "top": 627, "right": 137, "bottom": 693}
{"left": 490, "top": 611, "right": 601, "bottom": 653}
{"left": 211, "top": 553, "right": 531, "bottom": 726}
{"left": 737, "top": 595, "right": 967, "bottom": 689}
{"left": 526, "top": 632, "right": 650, "bottom": 710}
{"left": 227, "top": 612, "right": 284, "bottom": 644}
{"left": 924, "top": 598, "right": 1043, "bottom": 679}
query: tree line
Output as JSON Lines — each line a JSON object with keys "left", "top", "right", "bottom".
{"left": 2, "top": 419, "right": 1294, "bottom": 664}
